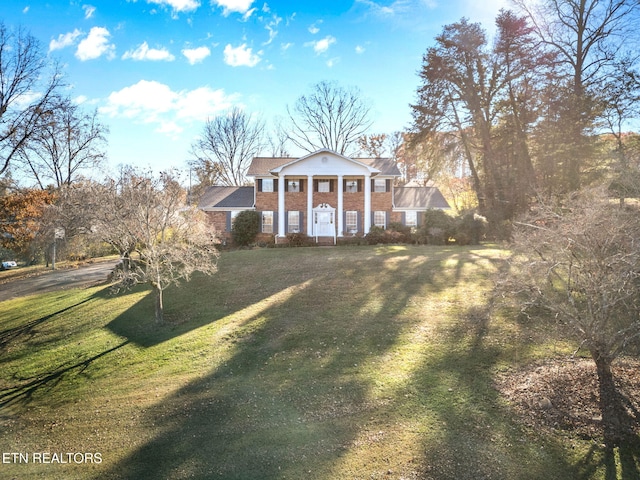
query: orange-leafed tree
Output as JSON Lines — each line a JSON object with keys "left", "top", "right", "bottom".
{"left": 0, "top": 189, "right": 55, "bottom": 262}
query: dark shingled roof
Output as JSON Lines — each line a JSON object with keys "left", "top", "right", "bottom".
{"left": 394, "top": 186, "right": 450, "bottom": 210}
{"left": 247, "top": 155, "right": 401, "bottom": 176}
{"left": 358, "top": 157, "right": 401, "bottom": 176}
{"left": 198, "top": 186, "right": 254, "bottom": 210}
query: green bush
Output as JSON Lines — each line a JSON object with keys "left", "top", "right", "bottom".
{"left": 231, "top": 211, "right": 261, "bottom": 246}
{"left": 420, "top": 209, "right": 455, "bottom": 245}
{"left": 365, "top": 226, "right": 388, "bottom": 245}
{"left": 454, "top": 212, "right": 487, "bottom": 245}
{"left": 387, "top": 222, "right": 411, "bottom": 243}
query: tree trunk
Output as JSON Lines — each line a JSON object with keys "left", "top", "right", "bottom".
{"left": 154, "top": 284, "right": 164, "bottom": 323}
{"left": 592, "top": 350, "right": 627, "bottom": 446}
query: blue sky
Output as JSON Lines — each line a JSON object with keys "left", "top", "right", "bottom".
{"left": 2, "top": 0, "right": 507, "bottom": 173}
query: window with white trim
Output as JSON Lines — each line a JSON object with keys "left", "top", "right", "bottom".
{"left": 374, "top": 178, "right": 387, "bottom": 192}
{"left": 262, "top": 211, "right": 274, "bottom": 233}
{"left": 345, "top": 211, "right": 358, "bottom": 234}
{"left": 374, "top": 211, "right": 386, "bottom": 228}
{"left": 262, "top": 178, "right": 274, "bottom": 192}
{"left": 318, "top": 180, "right": 330, "bottom": 192}
{"left": 405, "top": 211, "right": 417, "bottom": 227}
{"left": 288, "top": 211, "right": 300, "bottom": 233}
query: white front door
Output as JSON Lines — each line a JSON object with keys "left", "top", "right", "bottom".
{"left": 316, "top": 211, "right": 333, "bottom": 236}
{"left": 313, "top": 204, "right": 336, "bottom": 237}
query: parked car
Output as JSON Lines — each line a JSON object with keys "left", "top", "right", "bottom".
{"left": 1, "top": 261, "right": 18, "bottom": 270}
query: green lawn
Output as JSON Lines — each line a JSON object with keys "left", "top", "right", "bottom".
{"left": 0, "top": 245, "right": 622, "bottom": 479}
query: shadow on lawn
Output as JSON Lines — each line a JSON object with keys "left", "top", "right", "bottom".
{"left": 0, "top": 297, "right": 93, "bottom": 353}
{"left": 0, "top": 341, "right": 129, "bottom": 411}
{"left": 409, "top": 260, "right": 640, "bottom": 480}
{"left": 95, "top": 248, "right": 454, "bottom": 479}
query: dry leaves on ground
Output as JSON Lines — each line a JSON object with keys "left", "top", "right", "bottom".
{"left": 494, "top": 357, "right": 640, "bottom": 439}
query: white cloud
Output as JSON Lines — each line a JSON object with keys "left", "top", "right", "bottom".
{"left": 76, "top": 27, "right": 115, "bottom": 61}
{"left": 355, "top": 45, "right": 365, "bottom": 54}
{"left": 355, "top": 0, "right": 438, "bottom": 18}
{"left": 175, "top": 87, "right": 236, "bottom": 120}
{"left": 100, "top": 80, "right": 237, "bottom": 136}
{"left": 212, "top": 0, "right": 255, "bottom": 16}
{"left": 306, "top": 35, "right": 336, "bottom": 54}
{"left": 123, "top": 42, "right": 176, "bottom": 61}
{"left": 182, "top": 46, "right": 211, "bottom": 64}
{"left": 83, "top": 5, "right": 96, "bottom": 19}
{"left": 223, "top": 43, "right": 261, "bottom": 67}
{"left": 263, "top": 13, "right": 282, "bottom": 45}
{"left": 49, "top": 29, "right": 82, "bottom": 52}
{"left": 241, "top": 7, "right": 257, "bottom": 21}
{"left": 22, "top": 6, "right": 30, "bottom": 14}
{"left": 147, "top": 0, "right": 201, "bottom": 12}
{"left": 308, "top": 25, "right": 320, "bottom": 34}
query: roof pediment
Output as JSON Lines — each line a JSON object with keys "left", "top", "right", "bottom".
{"left": 247, "top": 149, "right": 400, "bottom": 177}
{"left": 271, "top": 149, "right": 379, "bottom": 176}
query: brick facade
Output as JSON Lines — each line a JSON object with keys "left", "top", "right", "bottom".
{"left": 198, "top": 150, "right": 449, "bottom": 243}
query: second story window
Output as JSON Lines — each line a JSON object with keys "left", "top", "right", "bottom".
{"left": 318, "top": 180, "right": 331, "bottom": 192}
{"left": 288, "top": 180, "right": 300, "bottom": 192}
{"left": 374, "top": 178, "right": 387, "bottom": 193}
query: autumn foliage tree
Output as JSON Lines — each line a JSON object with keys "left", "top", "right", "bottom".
{"left": 0, "top": 189, "right": 55, "bottom": 262}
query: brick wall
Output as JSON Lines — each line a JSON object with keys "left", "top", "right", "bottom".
{"left": 205, "top": 211, "right": 232, "bottom": 241}
{"left": 253, "top": 176, "right": 397, "bottom": 235}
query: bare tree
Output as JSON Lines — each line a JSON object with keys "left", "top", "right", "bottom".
{"left": 51, "top": 169, "right": 219, "bottom": 322}
{"left": 190, "top": 107, "right": 265, "bottom": 186}
{"left": 285, "top": 80, "right": 372, "bottom": 155}
{"left": 0, "top": 23, "right": 62, "bottom": 177}
{"left": 107, "top": 169, "right": 219, "bottom": 323}
{"left": 267, "top": 117, "right": 290, "bottom": 157}
{"left": 17, "top": 97, "right": 108, "bottom": 189}
{"left": 504, "top": 185, "right": 640, "bottom": 445}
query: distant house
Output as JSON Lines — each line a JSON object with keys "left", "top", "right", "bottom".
{"left": 198, "top": 148, "right": 449, "bottom": 243}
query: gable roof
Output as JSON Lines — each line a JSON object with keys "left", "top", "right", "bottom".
{"left": 394, "top": 186, "right": 450, "bottom": 210}
{"left": 247, "top": 149, "right": 400, "bottom": 177}
{"left": 198, "top": 186, "right": 254, "bottom": 211}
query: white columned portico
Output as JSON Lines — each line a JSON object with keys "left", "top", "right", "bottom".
{"left": 364, "top": 173, "right": 371, "bottom": 233}
{"left": 277, "top": 175, "right": 285, "bottom": 237}
{"left": 306, "top": 175, "right": 313, "bottom": 236}
{"left": 337, "top": 174, "right": 343, "bottom": 237}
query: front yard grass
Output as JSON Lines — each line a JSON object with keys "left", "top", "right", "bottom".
{"left": 0, "top": 245, "right": 628, "bottom": 479}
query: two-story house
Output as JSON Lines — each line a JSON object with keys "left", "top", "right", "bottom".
{"left": 199, "top": 148, "right": 450, "bottom": 243}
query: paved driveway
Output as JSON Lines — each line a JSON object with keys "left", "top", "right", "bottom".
{"left": 0, "top": 261, "right": 117, "bottom": 302}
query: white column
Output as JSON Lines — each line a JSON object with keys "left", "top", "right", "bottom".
{"left": 278, "top": 175, "right": 285, "bottom": 237}
{"left": 364, "top": 173, "right": 371, "bottom": 234}
{"left": 307, "top": 175, "right": 313, "bottom": 236}
{"left": 337, "top": 174, "right": 343, "bottom": 237}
